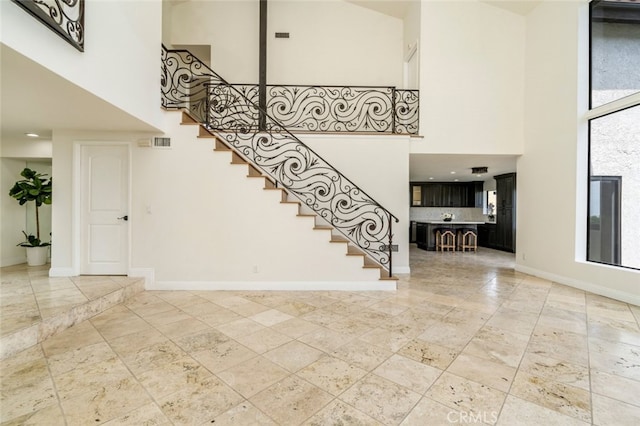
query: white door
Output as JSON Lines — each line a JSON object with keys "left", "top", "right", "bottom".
{"left": 80, "top": 144, "right": 129, "bottom": 275}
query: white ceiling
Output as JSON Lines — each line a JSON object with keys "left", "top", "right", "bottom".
{"left": 410, "top": 153, "right": 518, "bottom": 182}
{"left": 346, "top": 0, "right": 412, "bottom": 19}
{"left": 346, "top": 0, "right": 542, "bottom": 19}
{"left": 0, "top": 44, "right": 158, "bottom": 146}
{"left": 481, "top": 1, "right": 542, "bottom": 16}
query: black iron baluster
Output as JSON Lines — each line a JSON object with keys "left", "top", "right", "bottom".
{"left": 392, "top": 87, "right": 397, "bottom": 134}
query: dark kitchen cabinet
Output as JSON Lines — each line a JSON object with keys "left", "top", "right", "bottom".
{"left": 494, "top": 173, "right": 516, "bottom": 252}
{"left": 478, "top": 223, "right": 497, "bottom": 248}
{"left": 410, "top": 181, "right": 483, "bottom": 208}
{"left": 416, "top": 223, "right": 428, "bottom": 250}
{"left": 473, "top": 181, "right": 484, "bottom": 208}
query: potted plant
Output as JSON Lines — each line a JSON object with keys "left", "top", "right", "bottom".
{"left": 9, "top": 168, "right": 52, "bottom": 266}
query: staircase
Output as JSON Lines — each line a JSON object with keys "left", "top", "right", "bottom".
{"left": 162, "top": 45, "right": 398, "bottom": 283}
{"left": 180, "top": 110, "right": 397, "bottom": 283}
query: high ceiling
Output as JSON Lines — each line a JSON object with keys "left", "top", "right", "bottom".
{"left": 481, "top": 1, "right": 542, "bottom": 16}
{"left": 346, "top": 0, "right": 542, "bottom": 19}
{"left": 346, "top": 0, "right": 412, "bottom": 19}
{"left": 2, "top": 0, "right": 534, "bottom": 174}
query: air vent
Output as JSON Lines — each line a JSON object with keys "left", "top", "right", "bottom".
{"left": 153, "top": 137, "right": 171, "bottom": 148}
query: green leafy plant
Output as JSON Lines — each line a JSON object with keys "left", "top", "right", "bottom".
{"left": 9, "top": 168, "right": 52, "bottom": 247}
{"left": 17, "top": 230, "right": 50, "bottom": 248}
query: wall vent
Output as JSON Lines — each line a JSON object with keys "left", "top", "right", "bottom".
{"left": 153, "top": 137, "right": 171, "bottom": 148}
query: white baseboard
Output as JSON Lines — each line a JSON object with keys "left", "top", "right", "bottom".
{"left": 49, "top": 267, "right": 75, "bottom": 277}
{"left": 0, "top": 256, "right": 26, "bottom": 267}
{"left": 393, "top": 266, "right": 411, "bottom": 275}
{"left": 149, "top": 280, "right": 396, "bottom": 291}
{"left": 515, "top": 264, "right": 640, "bottom": 306}
{"left": 128, "top": 268, "right": 154, "bottom": 289}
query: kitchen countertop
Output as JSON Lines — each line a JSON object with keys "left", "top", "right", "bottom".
{"left": 416, "top": 221, "right": 486, "bottom": 225}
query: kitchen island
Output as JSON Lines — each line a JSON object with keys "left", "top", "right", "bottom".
{"left": 415, "top": 221, "right": 485, "bottom": 251}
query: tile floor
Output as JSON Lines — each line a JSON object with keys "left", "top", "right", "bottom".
{"left": 1, "top": 246, "right": 640, "bottom": 425}
{"left": 0, "top": 264, "right": 144, "bottom": 359}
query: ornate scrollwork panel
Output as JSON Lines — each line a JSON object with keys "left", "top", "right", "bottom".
{"left": 266, "top": 85, "right": 396, "bottom": 133}
{"left": 12, "top": 0, "right": 84, "bottom": 51}
{"left": 393, "top": 90, "right": 420, "bottom": 135}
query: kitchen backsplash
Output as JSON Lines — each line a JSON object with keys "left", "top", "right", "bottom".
{"left": 410, "top": 207, "right": 492, "bottom": 222}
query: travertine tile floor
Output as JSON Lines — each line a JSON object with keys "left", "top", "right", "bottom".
{"left": 1, "top": 246, "right": 640, "bottom": 425}
{"left": 0, "top": 264, "right": 144, "bottom": 359}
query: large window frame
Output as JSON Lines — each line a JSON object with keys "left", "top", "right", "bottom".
{"left": 587, "top": 0, "right": 640, "bottom": 271}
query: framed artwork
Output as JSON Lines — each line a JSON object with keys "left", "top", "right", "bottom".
{"left": 12, "top": 0, "right": 84, "bottom": 52}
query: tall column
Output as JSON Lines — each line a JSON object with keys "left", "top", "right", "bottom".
{"left": 259, "top": 0, "right": 267, "bottom": 130}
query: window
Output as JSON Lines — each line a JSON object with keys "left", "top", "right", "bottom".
{"left": 485, "top": 190, "right": 496, "bottom": 219}
{"left": 590, "top": 0, "right": 640, "bottom": 108}
{"left": 588, "top": 1, "right": 640, "bottom": 270}
{"left": 589, "top": 176, "right": 621, "bottom": 265}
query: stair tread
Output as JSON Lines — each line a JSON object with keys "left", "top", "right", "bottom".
{"left": 330, "top": 237, "right": 349, "bottom": 243}
{"left": 180, "top": 110, "right": 199, "bottom": 124}
{"left": 379, "top": 276, "right": 399, "bottom": 281}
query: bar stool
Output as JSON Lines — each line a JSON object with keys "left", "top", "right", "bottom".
{"left": 435, "top": 228, "right": 456, "bottom": 252}
{"left": 457, "top": 228, "right": 477, "bottom": 252}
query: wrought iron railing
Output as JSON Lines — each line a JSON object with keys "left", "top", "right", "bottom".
{"left": 204, "top": 83, "right": 418, "bottom": 135}
{"left": 161, "top": 46, "right": 399, "bottom": 275}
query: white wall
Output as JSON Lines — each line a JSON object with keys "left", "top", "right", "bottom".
{"left": 0, "top": 0, "right": 164, "bottom": 130}
{"left": 517, "top": 1, "right": 640, "bottom": 305}
{"left": 0, "top": 139, "right": 52, "bottom": 159}
{"left": 130, "top": 112, "right": 401, "bottom": 286}
{"left": 268, "top": 0, "right": 403, "bottom": 86}
{"left": 402, "top": 0, "right": 421, "bottom": 87}
{"left": 170, "top": 0, "right": 259, "bottom": 83}
{"left": 415, "top": 0, "right": 525, "bottom": 153}
{"left": 169, "top": 0, "right": 404, "bottom": 87}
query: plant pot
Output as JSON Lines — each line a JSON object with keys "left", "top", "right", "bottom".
{"left": 25, "top": 246, "right": 49, "bottom": 266}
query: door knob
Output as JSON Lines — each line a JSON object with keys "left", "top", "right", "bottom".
{"left": 117, "top": 215, "right": 128, "bottom": 221}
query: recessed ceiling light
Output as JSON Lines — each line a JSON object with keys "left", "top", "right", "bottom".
{"left": 450, "top": 171, "right": 456, "bottom": 174}
{"left": 454, "top": 179, "right": 459, "bottom": 182}
{"left": 429, "top": 177, "right": 434, "bottom": 180}
{"left": 25, "top": 133, "right": 39, "bottom": 138}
